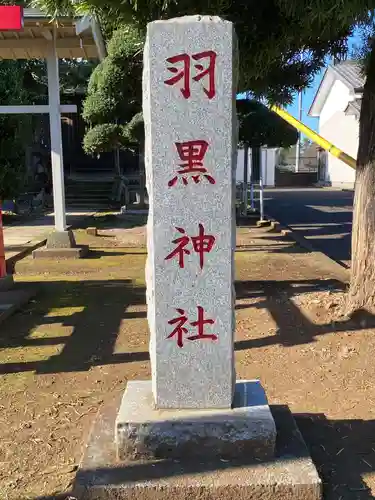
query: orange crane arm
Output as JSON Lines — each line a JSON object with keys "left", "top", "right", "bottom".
{"left": 270, "top": 105, "right": 356, "bottom": 170}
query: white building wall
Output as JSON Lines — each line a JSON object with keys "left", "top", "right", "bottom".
{"left": 320, "top": 80, "right": 351, "bottom": 126}
{"left": 319, "top": 79, "right": 358, "bottom": 188}
{"left": 261, "top": 148, "right": 276, "bottom": 187}
{"left": 236, "top": 147, "right": 275, "bottom": 187}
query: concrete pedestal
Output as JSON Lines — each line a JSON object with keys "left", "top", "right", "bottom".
{"left": 74, "top": 396, "right": 322, "bottom": 500}
{"left": 116, "top": 380, "right": 276, "bottom": 461}
{"left": 32, "top": 229, "right": 88, "bottom": 259}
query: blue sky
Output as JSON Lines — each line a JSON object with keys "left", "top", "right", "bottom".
{"left": 286, "top": 30, "right": 363, "bottom": 132}
{"left": 238, "top": 30, "right": 363, "bottom": 133}
{"left": 286, "top": 73, "right": 322, "bottom": 132}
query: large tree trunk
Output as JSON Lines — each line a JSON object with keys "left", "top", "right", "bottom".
{"left": 347, "top": 43, "right": 375, "bottom": 312}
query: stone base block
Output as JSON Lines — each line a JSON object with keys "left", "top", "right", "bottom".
{"left": 115, "top": 380, "right": 276, "bottom": 461}
{"left": 0, "top": 274, "right": 14, "bottom": 291}
{"left": 45, "top": 229, "right": 76, "bottom": 249}
{"left": 87, "top": 227, "right": 98, "bottom": 236}
{"left": 33, "top": 245, "right": 89, "bottom": 259}
{"left": 256, "top": 219, "right": 271, "bottom": 228}
{"left": 74, "top": 397, "right": 322, "bottom": 500}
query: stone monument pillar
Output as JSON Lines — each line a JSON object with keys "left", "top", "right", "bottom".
{"left": 144, "top": 15, "right": 236, "bottom": 410}
{"left": 77, "top": 16, "right": 322, "bottom": 500}
{"left": 115, "top": 15, "right": 276, "bottom": 463}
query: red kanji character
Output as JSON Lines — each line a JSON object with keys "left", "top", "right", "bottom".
{"left": 188, "top": 306, "right": 218, "bottom": 342}
{"left": 165, "top": 224, "right": 215, "bottom": 269}
{"left": 167, "top": 306, "right": 217, "bottom": 348}
{"left": 168, "top": 140, "right": 215, "bottom": 187}
{"left": 167, "top": 308, "right": 188, "bottom": 348}
{"left": 190, "top": 223, "right": 216, "bottom": 269}
{"left": 192, "top": 51, "right": 217, "bottom": 99}
{"left": 164, "top": 51, "right": 217, "bottom": 99}
{"left": 165, "top": 227, "right": 190, "bottom": 268}
{"left": 164, "top": 53, "right": 191, "bottom": 99}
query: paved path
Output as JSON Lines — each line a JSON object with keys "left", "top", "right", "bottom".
{"left": 264, "top": 188, "right": 353, "bottom": 266}
{"left": 4, "top": 211, "right": 95, "bottom": 262}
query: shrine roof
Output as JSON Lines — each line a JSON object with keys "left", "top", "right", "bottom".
{"left": 0, "top": 8, "right": 106, "bottom": 61}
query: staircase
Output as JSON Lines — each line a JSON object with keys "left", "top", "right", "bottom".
{"left": 64, "top": 152, "right": 119, "bottom": 211}
{"left": 65, "top": 178, "right": 118, "bottom": 211}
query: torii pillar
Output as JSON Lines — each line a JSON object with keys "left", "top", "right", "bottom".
{"left": 47, "top": 40, "right": 67, "bottom": 233}
{"left": 33, "top": 31, "right": 87, "bottom": 258}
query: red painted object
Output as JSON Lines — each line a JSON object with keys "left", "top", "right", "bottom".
{"left": 164, "top": 50, "right": 217, "bottom": 99}
{"left": 165, "top": 224, "right": 216, "bottom": 270}
{"left": 167, "top": 306, "right": 218, "bottom": 348}
{"left": 0, "top": 6, "right": 23, "bottom": 31}
{"left": 168, "top": 140, "right": 215, "bottom": 187}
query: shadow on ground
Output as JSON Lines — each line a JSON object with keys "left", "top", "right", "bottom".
{"left": 87, "top": 250, "right": 148, "bottom": 258}
{"left": 296, "top": 413, "right": 375, "bottom": 499}
{"left": 235, "top": 278, "right": 374, "bottom": 349}
{"left": 93, "top": 213, "right": 148, "bottom": 230}
{"left": 0, "top": 279, "right": 148, "bottom": 375}
{"left": 0, "top": 277, "right": 373, "bottom": 376}
{"left": 33, "top": 410, "right": 375, "bottom": 500}
{"left": 266, "top": 192, "right": 353, "bottom": 263}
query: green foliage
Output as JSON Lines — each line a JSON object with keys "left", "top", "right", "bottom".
{"left": 74, "top": 0, "right": 375, "bottom": 154}
{"left": 83, "top": 87, "right": 119, "bottom": 124}
{"left": 125, "top": 112, "right": 144, "bottom": 143}
{"left": 82, "top": 25, "right": 144, "bottom": 153}
{"left": 76, "top": 0, "right": 375, "bottom": 103}
{"left": 83, "top": 123, "right": 129, "bottom": 154}
{"left": 30, "top": 0, "right": 375, "bottom": 102}
{"left": 29, "top": 0, "right": 78, "bottom": 19}
{"left": 107, "top": 25, "right": 144, "bottom": 63}
{"left": 0, "top": 61, "right": 38, "bottom": 199}
{"left": 237, "top": 99, "right": 298, "bottom": 148}
{"left": 59, "top": 60, "right": 97, "bottom": 94}
{"left": 30, "top": 0, "right": 375, "bottom": 153}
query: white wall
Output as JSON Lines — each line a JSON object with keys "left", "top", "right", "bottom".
{"left": 320, "top": 80, "right": 352, "bottom": 126}
{"left": 319, "top": 79, "right": 358, "bottom": 188}
{"left": 261, "top": 148, "right": 276, "bottom": 187}
{"left": 236, "top": 147, "right": 275, "bottom": 187}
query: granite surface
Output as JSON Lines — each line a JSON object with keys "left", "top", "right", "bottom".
{"left": 115, "top": 380, "right": 276, "bottom": 461}
{"left": 143, "top": 15, "right": 238, "bottom": 409}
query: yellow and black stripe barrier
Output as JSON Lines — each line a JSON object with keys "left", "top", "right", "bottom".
{"left": 270, "top": 105, "right": 357, "bottom": 170}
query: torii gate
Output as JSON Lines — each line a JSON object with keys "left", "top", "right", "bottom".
{"left": 0, "top": 6, "right": 106, "bottom": 270}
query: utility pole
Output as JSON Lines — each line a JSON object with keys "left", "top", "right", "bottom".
{"left": 295, "top": 90, "right": 302, "bottom": 173}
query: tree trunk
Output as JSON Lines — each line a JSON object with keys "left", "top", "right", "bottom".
{"left": 347, "top": 43, "right": 375, "bottom": 312}
{"left": 252, "top": 146, "right": 261, "bottom": 183}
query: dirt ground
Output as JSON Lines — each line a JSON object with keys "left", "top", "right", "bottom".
{"left": 1, "top": 215, "right": 375, "bottom": 499}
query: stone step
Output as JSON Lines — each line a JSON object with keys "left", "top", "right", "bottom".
{"left": 65, "top": 193, "right": 112, "bottom": 200}
{"left": 66, "top": 182, "right": 114, "bottom": 188}
{"left": 65, "top": 185, "right": 113, "bottom": 195}
{"left": 66, "top": 199, "right": 115, "bottom": 206}
{"left": 66, "top": 204, "right": 119, "bottom": 211}
{"left": 73, "top": 168, "right": 115, "bottom": 174}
